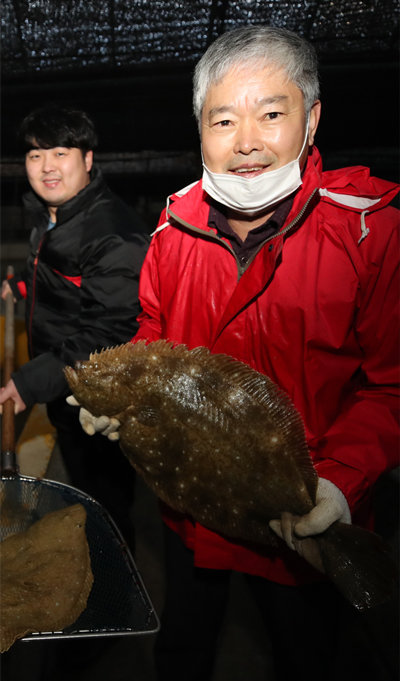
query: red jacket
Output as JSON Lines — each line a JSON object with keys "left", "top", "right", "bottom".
{"left": 134, "top": 147, "right": 400, "bottom": 585}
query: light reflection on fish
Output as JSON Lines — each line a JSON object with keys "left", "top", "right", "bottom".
{"left": 65, "top": 340, "right": 397, "bottom": 611}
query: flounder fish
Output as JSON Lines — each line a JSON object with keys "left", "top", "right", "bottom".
{"left": 0, "top": 504, "right": 93, "bottom": 652}
{"left": 65, "top": 340, "right": 397, "bottom": 611}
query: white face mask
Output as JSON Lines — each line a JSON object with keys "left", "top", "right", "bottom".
{"left": 202, "top": 118, "right": 310, "bottom": 216}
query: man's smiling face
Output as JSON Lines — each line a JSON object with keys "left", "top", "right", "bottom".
{"left": 25, "top": 145, "right": 93, "bottom": 221}
{"left": 201, "top": 63, "right": 317, "bottom": 179}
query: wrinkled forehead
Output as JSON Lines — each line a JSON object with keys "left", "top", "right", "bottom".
{"left": 202, "top": 61, "right": 302, "bottom": 120}
{"left": 209, "top": 57, "right": 294, "bottom": 94}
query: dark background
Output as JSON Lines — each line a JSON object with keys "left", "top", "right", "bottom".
{"left": 1, "top": 0, "right": 399, "bottom": 242}
{"left": 0, "top": 5, "right": 399, "bottom": 679}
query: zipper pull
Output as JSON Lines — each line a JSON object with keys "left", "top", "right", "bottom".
{"left": 34, "top": 234, "right": 45, "bottom": 264}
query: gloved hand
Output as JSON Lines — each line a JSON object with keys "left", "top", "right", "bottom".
{"left": 269, "top": 478, "right": 351, "bottom": 572}
{"left": 66, "top": 395, "right": 121, "bottom": 440}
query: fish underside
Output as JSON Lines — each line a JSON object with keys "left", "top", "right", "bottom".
{"left": 65, "top": 340, "right": 398, "bottom": 611}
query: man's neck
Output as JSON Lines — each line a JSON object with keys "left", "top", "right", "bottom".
{"left": 48, "top": 206, "right": 57, "bottom": 222}
{"left": 227, "top": 208, "right": 275, "bottom": 242}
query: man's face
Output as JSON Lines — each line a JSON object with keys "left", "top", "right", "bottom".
{"left": 25, "top": 146, "right": 93, "bottom": 220}
{"left": 201, "top": 63, "right": 320, "bottom": 178}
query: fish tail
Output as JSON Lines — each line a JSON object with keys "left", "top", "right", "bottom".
{"left": 317, "top": 522, "right": 398, "bottom": 611}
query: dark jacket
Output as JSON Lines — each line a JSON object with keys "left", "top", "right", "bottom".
{"left": 10, "top": 166, "right": 149, "bottom": 406}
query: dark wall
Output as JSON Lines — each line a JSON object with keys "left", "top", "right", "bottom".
{"left": 2, "top": 53, "right": 399, "bottom": 223}
{"left": 3, "top": 55, "right": 399, "bottom": 162}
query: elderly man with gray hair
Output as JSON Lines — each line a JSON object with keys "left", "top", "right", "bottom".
{"left": 77, "top": 25, "right": 399, "bottom": 681}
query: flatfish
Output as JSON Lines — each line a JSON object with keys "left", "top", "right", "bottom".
{"left": 0, "top": 504, "right": 93, "bottom": 652}
{"left": 65, "top": 340, "right": 397, "bottom": 610}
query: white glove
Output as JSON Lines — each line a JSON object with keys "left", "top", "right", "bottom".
{"left": 269, "top": 478, "right": 351, "bottom": 572}
{"left": 66, "top": 395, "right": 120, "bottom": 440}
{"left": 292, "top": 477, "right": 351, "bottom": 536}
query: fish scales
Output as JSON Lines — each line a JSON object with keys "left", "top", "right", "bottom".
{"left": 65, "top": 340, "right": 398, "bottom": 611}
{"left": 66, "top": 340, "right": 316, "bottom": 544}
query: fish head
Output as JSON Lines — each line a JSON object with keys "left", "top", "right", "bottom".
{"left": 64, "top": 342, "right": 141, "bottom": 416}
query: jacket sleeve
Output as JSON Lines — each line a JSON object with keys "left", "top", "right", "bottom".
{"left": 13, "top": 353, "right": 67, "bottom": 406}
{"left": 313, "top": 211, "right": 400, "bottom": 517}
{"left": 133, "top": 217, "right": 165, "bottom": 344}
{"left": 13, "top": 230, "right": 150, "bottom": 406}
{"left": 8, "top": 273, "right": 27, "bottom": 300}
{"left": 69, "top": 231, "right": 149, "bottom": 353}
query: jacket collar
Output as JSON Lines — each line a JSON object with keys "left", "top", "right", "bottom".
{"left": 164, "top": 145, "right": 399, "bottom": 235}
{"left": 165, "top": 146, "right": 321, "bottom": 236}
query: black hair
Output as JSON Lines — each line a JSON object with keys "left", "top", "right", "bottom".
{"left": 19, "top": 105, "right": 98, "bottom": 154}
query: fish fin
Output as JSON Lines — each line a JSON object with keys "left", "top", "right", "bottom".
{"left": 200, "top": 350, "right": 318, "bottom": 502}
{"left": 130, "top": 338, "right": 177, "bottom": 355}
{"left": 88, "top": 341, "right": 136, "bottom": 363}
{"left": 317, "top": 522, "right": 398, "bottom": 611}
{"left": 87, "top": 339, "right": 174, "bottom": 367}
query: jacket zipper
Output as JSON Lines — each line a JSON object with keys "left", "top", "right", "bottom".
{"left": 28, "top": 234, "right": 46, "bottom": 356}
{"left": 168, "top": 187, "right": 319, "bottom": 279}
{"left": 238, "top": 187, "right": 319, "bottom": 276}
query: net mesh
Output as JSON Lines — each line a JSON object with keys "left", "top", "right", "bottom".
{"left": 0, "top": 476, "right": 159, "bottom": 638}
{"left": 2, "top": 0, "right": 398, "bottom": 78}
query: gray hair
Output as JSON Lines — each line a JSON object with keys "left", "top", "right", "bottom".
{"left": 193, "top": 25, "right": 320, "bottom": 127}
